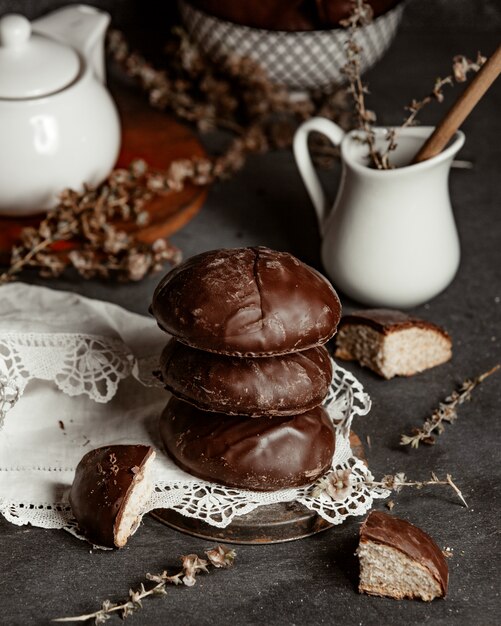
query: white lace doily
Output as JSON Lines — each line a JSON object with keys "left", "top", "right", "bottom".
{"left": 0, "top": 283, "right": 388, "bottom": 542}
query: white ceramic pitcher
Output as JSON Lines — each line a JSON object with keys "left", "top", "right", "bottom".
{"left": 293, "top": 118, "right": 465, "bottom": 307}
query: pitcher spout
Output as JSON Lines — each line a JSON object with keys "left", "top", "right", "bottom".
{"left": 342, "top": 126, "right": 465, "bottom": 175}
{"left": 32, "top": 5, "right": 110, "bottom": 83}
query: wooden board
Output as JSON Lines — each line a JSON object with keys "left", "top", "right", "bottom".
{"left": 0, "top": 86, "right": 208, "bottom": 261}
{"left": 151, "top": 431, "right": 367, "bottom": 544}
{"left": 113, "top": 85, "right": 208, "bottom": 244}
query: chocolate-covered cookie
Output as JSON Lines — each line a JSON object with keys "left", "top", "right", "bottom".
{"left": 69, "top": 445, "right": 155, "bottom": 548}
{"left": 335, "top": 309, "right": 452, "bottom": 379}
{"left": 159, "top": 339, "right": 333, "bottom": 416}
{"left": 357, "top": 510, "right": 448, "bottom": 601}
{"left": 151, "top": 247, "right": 341, "bottom": 356}
{"left": 160, "top": 397, "right": 335, "bottom": 491}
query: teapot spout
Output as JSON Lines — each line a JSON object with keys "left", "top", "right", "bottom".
{"left": 32, "top": 5, "right": 110, "bottom": 83}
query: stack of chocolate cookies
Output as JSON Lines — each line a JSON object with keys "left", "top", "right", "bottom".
{"left": 150, "top": 247, "right": 342, "bottom": 491}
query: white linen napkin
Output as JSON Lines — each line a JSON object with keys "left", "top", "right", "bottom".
{"left": 0, "top": 283, "right": 387, "bottom": 541}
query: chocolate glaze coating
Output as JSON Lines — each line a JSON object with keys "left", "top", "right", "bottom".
{"left": 69, "top": 445, "right": 154, "bottom": 548}
{"left": 151, "top": 247, "right": 341, "bottom": 356}
{"left": 160, "top": 397, "right": 335, "bottom": 491}
{"left": 360, "top": 511, "right": 448, "bottom": 595}
{"left": 192, "top": 0, "right": 400, "bottom": 30}
{"left": 159, "top": 339, "right": 333, "bottom": 416}
{"left": 339, "top": 309, "right": 451, "bottom": 339}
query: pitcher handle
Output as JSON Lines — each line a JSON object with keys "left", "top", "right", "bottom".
{"left": 293, "top": 117, "right": 345, "bottom": 233}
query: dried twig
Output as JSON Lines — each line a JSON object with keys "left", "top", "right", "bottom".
{"left": 400, "top": 364, "right": 500, "bottom": 449}
{"left": 340, "top": 2, "right": 485, "bottom": 169}
{"left": 366, "top": 472, "right": 468, "bottom": 508}
{"left": 403, "top": 52, "right": 487, "bottom": 128}
{"left": 313, "top": 468, "right": 467, "bottom": 507}
{"left": 383, "top": 54, "right": 485, "bottom": 166}
{"left": 53, "top": 545, "right": 235, "bottom": 624}
{"left": 339, "top": 1, "right": 386, "bottom": 169}
{"left": 0, "top": 160, "right": 206, "bottom": 285}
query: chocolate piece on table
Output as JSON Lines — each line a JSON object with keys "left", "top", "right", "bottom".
{"left": 159, "top": 339, "right": 333, "bottom": 417}
{"left": 334, "top": 309, "right": 452, "bottom": 379}
{"left": 69, "top": 445, "right": 155, "bottom": 548}
{"left": 151, "top": 246, "right": 341, "bottom": 356}
{"left": 159, "top": 396, "right": 335, "bottom": 491}
{"left": 357, "top": 510, "right": 448, "bottom": 601}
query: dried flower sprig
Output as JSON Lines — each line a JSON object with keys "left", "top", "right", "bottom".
{"left": 53, "top": 545, "right": 236, "bottom": 624}
{"left": 400, "top": 364, "right": 500, "bottom": 449}
{"left": 313, "top": 467, "right": 353, "bottom": 501}
{"left": 340, "top": 1, "right": 486, "bottom": 169}
{"left": 340, "top": 1, "right": 389, "bottom": 169}
{"left": 0, "top": 160, "right": 187, "bottom": 284}
{"left": 313, "top": 468, "right": 467, "bottom": 507}
{"left": 402, "top": 52, "right": 487, "bottom": 128}
{"left": 366, "top": 472, "right": 468, "bottom": 508}
{"left": 0, "top": 374, "right": 20, "bottom": 427}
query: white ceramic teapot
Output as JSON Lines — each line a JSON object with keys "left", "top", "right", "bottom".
{"left": 294, "top": 118, "right": 465, "bottom": 308}
{"left": 0, "top": 5, "right": 121, "bottom": 216}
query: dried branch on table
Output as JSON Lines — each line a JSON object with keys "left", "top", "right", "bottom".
{"left": 400, "top": 364, "right": 500, "bottom": 449}
{"left": 312, "top": 468, "right": 468, "bottom": 507}
{"left": 0, "top": 160, "right": 200, "bottom": 285}
{"left": 53, "top": 545, "right": 236, "bottom": 624}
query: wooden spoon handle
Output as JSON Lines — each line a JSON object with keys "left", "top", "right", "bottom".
{"left": 412, "top": 44, "right": 501, "bottom": 164}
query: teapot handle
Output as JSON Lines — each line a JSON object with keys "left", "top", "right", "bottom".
{"left": 293, "top": 117, "right": 345, "bottom": 233}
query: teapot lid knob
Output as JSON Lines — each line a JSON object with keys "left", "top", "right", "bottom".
{"left": 0, "top": 14, "right": 31, "bottom": 48}
{"left": 0, "top": 13, "right": 79, "bottom": 99}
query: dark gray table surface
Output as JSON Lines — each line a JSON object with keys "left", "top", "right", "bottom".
{"left": 1, "top": 1, "right": 500, "bottom": 625}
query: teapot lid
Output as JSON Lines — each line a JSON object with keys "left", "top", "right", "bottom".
{"left": 0, "top": 14, "right": 80, "bottom": 99}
